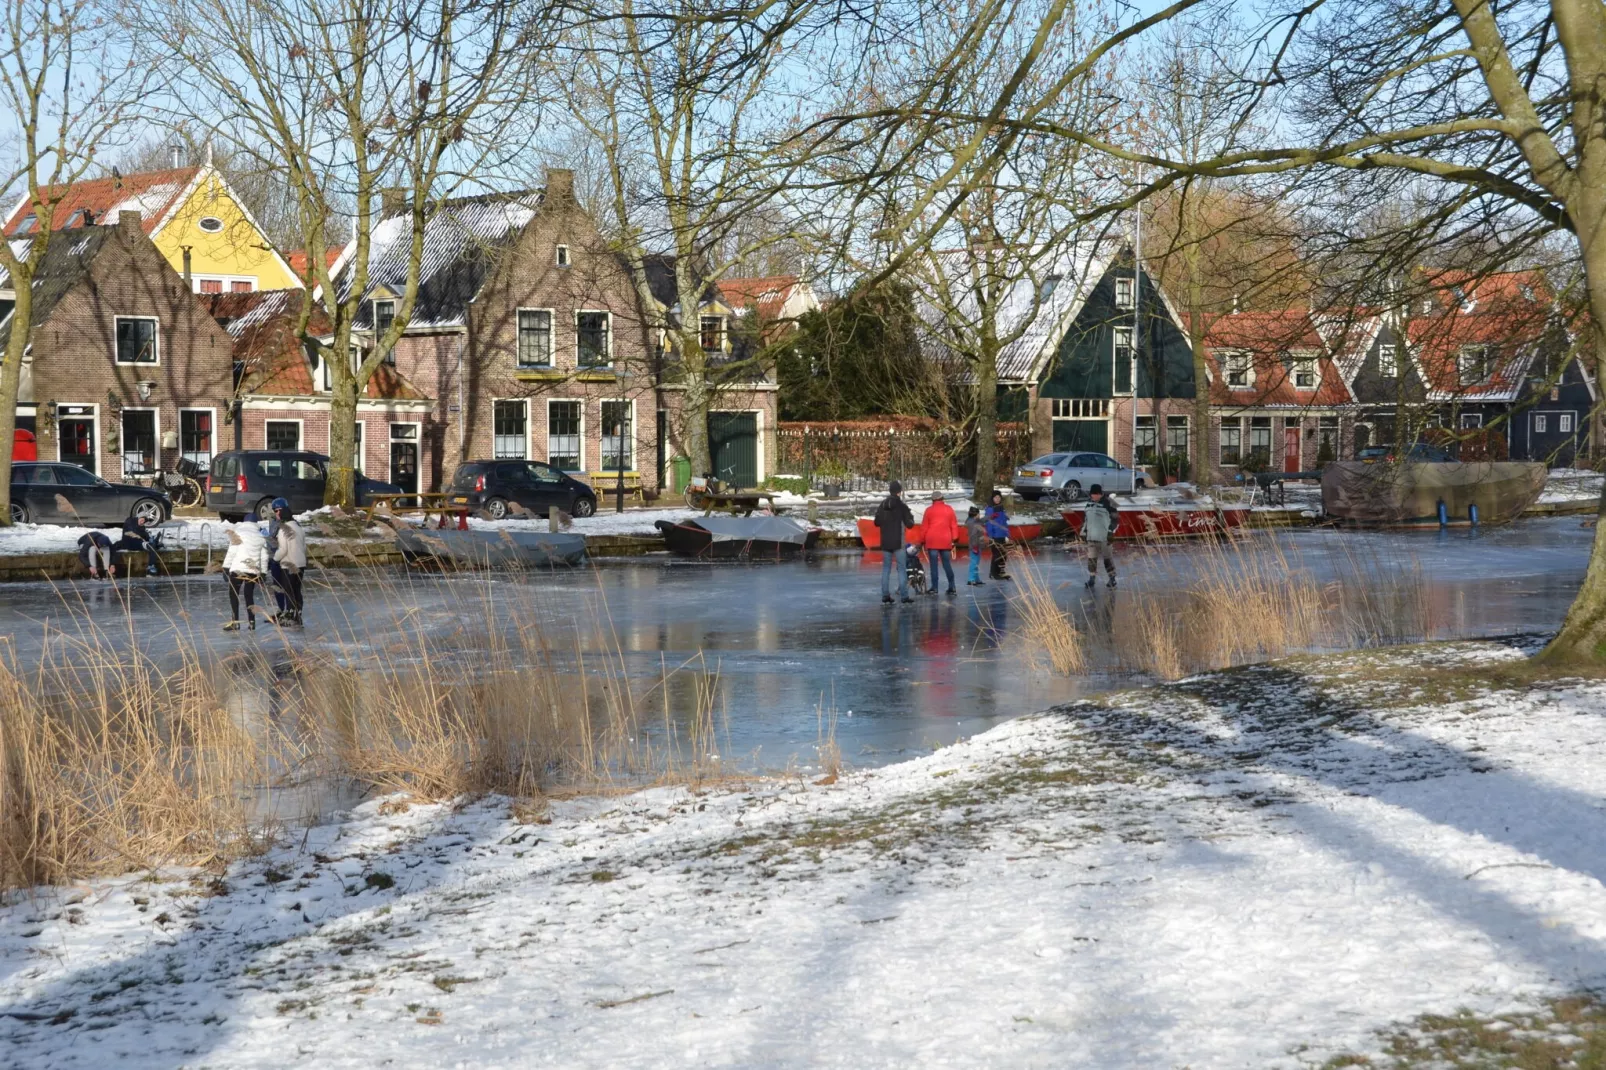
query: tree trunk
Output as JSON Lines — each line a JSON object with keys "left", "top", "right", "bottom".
{"left": 1540, "top": 212, "right": 1606, "bottom": 662}
{"left": 0, "top": 289, "right": 33, "bottom": 526}
{"left": 975, "top": 336, "right": 999, "bottom": 498}
{"left": 1184, "top": 201, "right": 1212, "bottom": 485}
{"left": 683, "top": 364, "right": 712, "bottom": 480}
{"left": 324, "top": 377, "right": 361, "bottom": 507}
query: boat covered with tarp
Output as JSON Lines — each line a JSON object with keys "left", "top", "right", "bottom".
{"left": 655, "top": 515, "right": 820, "bottom": 559}
{"left": 394, "top": 527, "right": 588, "bottom": 568}
{"left": 1321, "top": 460, "right": 1547, "bottom": 525}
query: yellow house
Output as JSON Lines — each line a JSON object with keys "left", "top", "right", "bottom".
{"left": 2, "top": 162, "right": 300, "bottom": 293}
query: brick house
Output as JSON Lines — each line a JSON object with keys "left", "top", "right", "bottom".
{"left": 203, "top": 289, "right": 434, "bottom": 487}
{"left": 1193, "top": 309, "right": 1354, "bottom": 474}
{"left": 342, "top": 171, "right": 659, "bottom": 493}
{"left": 10, "top": 210, "right": 236, "bottom": 479}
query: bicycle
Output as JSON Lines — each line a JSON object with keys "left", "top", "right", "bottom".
{"left": 133, "top": 458, "right": 206, "bottom": 508}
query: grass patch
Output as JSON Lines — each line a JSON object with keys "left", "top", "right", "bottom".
{"left": 1324, "top": 992, "right": 1606, "bottom": 1067}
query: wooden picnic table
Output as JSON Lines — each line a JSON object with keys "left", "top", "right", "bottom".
{"left": 362, "top": 492, "right": 461, "bottom": 524}
{"left": 692, "top": 490, "right": 785, "bottom": 517}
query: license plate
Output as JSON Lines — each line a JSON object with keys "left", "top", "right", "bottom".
{"left": 450, "top": 496, "right": 469, "bottom": 504}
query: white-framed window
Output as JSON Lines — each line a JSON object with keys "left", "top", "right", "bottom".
{"left": 1459, "top": 412, "right": 1483, "bottom": 429}
{"left": 1561, "top": 413, "right": 1574, "bottom": 433}
{"left": 577, "top": 311, "right": 611, "bottom": 367}
{"left": 264, "top": 420, "right": 302, "bottom": 451}
{"left": 1223, "top": 350, "right": 1252, "bottom": 389}
{"left": 699, "top": 315, "right": 726, "bottom": 354}
{"left": 1291, "top": 356, "right": 1318, "bottom": 389}
{"left": 1166, "top": 415, "right": 1189, "bottom": 456}
{"left": 308, "top": 348, "right": 333, "bottom": 392}
{"left": 1114, "top": 276, "right": 1135, "bottom": 310}
{"left": 192, "top": 275, "right": 257, "bottom": 294}
{"left": 114, "top": 316, "right": 159, "bottom": 365}
{"left": 1134, "top": 414, "right": 1157, "bottom": 465}
{"left": 546, "top": 399, "right": 582, "bottom": 471}
{"left": 1113, "top": 327, "right": 1134, "bottom": 395}
{"left": 352, "top": 420, "right": 365, "bottom": 473}
{"left": 1378, "top": 344, "right": 1398, "bottom": 378}
{"left": 1219, "top": 417, "right": 1242, "bottom": 466}
{"left": 494, "top": 399, "right": 529, "bottom": 459}
{"left": 1458, "top": 345, "right": 1491, "bottom": 385}
{"left": 1535, "top": 414, "right": 1548, "bottom": 433}
{"left": 1248, "top": 416, "right": 1272, "bottom": 465}
{"left": 516, "top": 309, "right": 553, "bottom": 368}
{"left": 555, "top": 244, "right": 570, "bottom": 268}
{"left": 179, "top": 408, "right": 214, "bottom": 470}
{"left": 373, "top": 299, "right": 396, "bottom": 336}
{"left": 198, "top": 215, "right": 225, "bottom": 234}
{"left": 120, "top": 408, "right": 158, "bottom": 478}
{"left": 600, "top": 399, "right": 634, "bottom": 470}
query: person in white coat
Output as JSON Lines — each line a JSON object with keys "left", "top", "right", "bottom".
{"left": 221, "top": 521, "right": 272, "bottom": 631}
{"left": 270, "top": 500, "right": 308, "bottom": 625}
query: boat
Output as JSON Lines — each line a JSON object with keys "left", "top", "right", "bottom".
{"left": 1060, "top": 486, "right": 1250, "bottom": 539}
{"left": 1321, "top": 460, "right": 1547, "bottom": 526}
{"left": 655, "top": 515, "right": 821, "bottom": 559}
{"left": 394, "top": 527, "right": 588, "bottom": 568}
{"left": 855, "top": 517, "right": 1045, "bottom": 549}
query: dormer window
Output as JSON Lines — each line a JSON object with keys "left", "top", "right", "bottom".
{"left": 699, "top": 315, "right": 725, "bottom": 353}
{"left": 68, "top": 209, "right": 93, "bottom": 228}
{"left": 1114, "top": 276, "right": 1135, "bottom": 309}
{"left": 556, "top": 245, "right": 570, "bottom": 268}
{"left": 1378, "top": 344, "right": 1398, "bottom": 378}
{"left": 1458, "top": 345, "right": 1491, "bottom": 385}
{"left": 1291, "top": 355, "right": 1318, "bottom": 389}
{"left": 373, "top": 299, "right": 396, "bottom": 337}
{"left": 1223, "top": 350, "right": 1253, "bottom": 388}
{"left": 309, "top": 349, "right": 332, "bottom": 392}
{"left": 15, "top": 214, "right": 36, "bottom": 235}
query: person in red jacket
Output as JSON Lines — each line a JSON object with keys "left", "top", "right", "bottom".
{"left": 922, "top": 491, "right": 960, "bottom": 595}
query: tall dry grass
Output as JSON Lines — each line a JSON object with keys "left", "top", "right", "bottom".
{"left": 0, "top": 563, "right": 722, "bottom": 892}
{"left": 1012, "top": 531, "right": 1439, "bottom": 681}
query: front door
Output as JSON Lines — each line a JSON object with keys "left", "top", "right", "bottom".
{"left": 1283, "top": 422, "right": 1301, "bottom": 473}
{"left": 389, "top": 424, "right": 419, "bottom": 495}
{"left": 58, "top": 407, "right": 96, "bottom": 473}
{"left": 709, "top": 411, "right": 758, "bottom": 488}
{"left": 1052, "top": 420, "right": 1108, "bottom": 453}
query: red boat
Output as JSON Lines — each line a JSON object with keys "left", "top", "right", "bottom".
{"left": 856, "top": 516, "right": 1044, "bottom": 549}
{"left": 1061, "top": 489, "right": 1249, "bottom": 539}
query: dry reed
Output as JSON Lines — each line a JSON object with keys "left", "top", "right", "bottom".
{"left": 0, "top": 561, "right": 723, "bottom": 892}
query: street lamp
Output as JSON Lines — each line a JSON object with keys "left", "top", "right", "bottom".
{"left": 612, "top": 408, "right": 631, "bottom": 514}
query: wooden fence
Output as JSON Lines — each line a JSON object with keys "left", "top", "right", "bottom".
{"left": 775, "top": 422, "right": 1034, "bottom": 492}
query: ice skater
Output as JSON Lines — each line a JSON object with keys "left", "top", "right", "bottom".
{"left": 268, "top": 498, "right": 308, "bottom": 625}
{"left": 984, "top": 491, "right": 1012, "bottom": 581}
{"left": 221, "top": 521, "right": 273, "bottom": 631}
{"left": 76, "top": 530, "right": 115, "bottom": 579}
{"left": 965, "top": 506, "right": 987, "bottom": 586}
{"left": 114, "top": 513, "right": 161, "bottom": 576}
{"left": 874, "top": 480, "right": 916, "bottom": 604}
{"left": 1082, "top": 483, "right": 1119, "bottom": 589}
{"left": 922, "top": 490, "right": 959, "bottom": 595}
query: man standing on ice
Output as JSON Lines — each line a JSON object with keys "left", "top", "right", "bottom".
{"left": 1082, "top": 483, "right": 1119, "bottom": 589}
{"left": 874, "top": 480, "right": 916, "bottom": 604}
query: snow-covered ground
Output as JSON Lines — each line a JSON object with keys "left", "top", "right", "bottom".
{"left": 1538, "top": 467, "right": 1603, "bottom": 504}
{"left": 0, "top": 518, "right": 233, "bottom": 557}
{"left": 5, "top": 636, "right": 1606, "bottom": 1067}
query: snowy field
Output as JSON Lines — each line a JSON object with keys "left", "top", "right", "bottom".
{"left": 5, "top": 636, "right": 1606, "bottom": 1067}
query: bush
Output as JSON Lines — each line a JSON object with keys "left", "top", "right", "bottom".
{"left": 765, "top": 476, "right": 811, "bottom": 496}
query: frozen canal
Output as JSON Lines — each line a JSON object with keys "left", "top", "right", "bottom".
{"left": 0, "top": 516, "right": 1592, "bottom": 771}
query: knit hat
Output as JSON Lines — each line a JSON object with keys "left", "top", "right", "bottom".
{"left": 1089, "top": 484, "right": 1103, "bottom": 495}
{"left": 889, "top": 480, "right": 903, "bottom": 494}
{"left": 931, "top": 490, "right": 944, "bottom": 501}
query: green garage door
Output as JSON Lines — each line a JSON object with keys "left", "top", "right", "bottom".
{"left": 1052, "top": 420, "right": 1108, "bottom": 453}
{"left": 709, "top": 411, "right": 758, "bottom": 488}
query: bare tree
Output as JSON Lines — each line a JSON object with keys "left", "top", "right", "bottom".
{"left": 553, "top": 0, "right": 821, "bottom": 478}
{"left": 0, "top": 0, "right": 150, "bottom": 526}
{"left": 132, "top": 0, "right": 542, "bottom": 505}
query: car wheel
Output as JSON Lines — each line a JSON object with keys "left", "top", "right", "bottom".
{"left": 485, "top": 497, "right": 511, "bottom": 520}
{"left": 131, "top": 497, "right": 166, "bottom": 526}
{"left": 572, "top": 496, "right": 596, "bottom": 518}
{"left": 9, "top": 500, "right": 28, "bottom": 524}
{"left": 254, "top": 498, "right": 276, "bottom": 522}
{"left": 1061, "top": 480, "right": 1084, "bottom": 502}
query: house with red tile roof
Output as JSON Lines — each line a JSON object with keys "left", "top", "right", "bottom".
{"left": 715, "top": 275, "right": 819, "bottom": 333}
{"left": 1193, "top": 308, "right": 1354, "bottom": 474}
{"left": 202, "top": 289, "right": 433, "bottom": 488}
{"left": 2, "top": 163, "right": 301, "bottom": 294}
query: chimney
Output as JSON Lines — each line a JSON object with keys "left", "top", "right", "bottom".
{"left": 182, "top": 246, "right": 192, "bottom": 290}
{"left": 118, "top": 210, "right": 141, "bottom": 236}
{"left": 380, "top": 187, "right": 407, "bottom": 218}
{"left": 545, "top": 168, "right": 574, "bottom": 201}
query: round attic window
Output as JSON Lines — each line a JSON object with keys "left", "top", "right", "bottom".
{"left": 198, "top": 216, "right": 224, "bottom": 233}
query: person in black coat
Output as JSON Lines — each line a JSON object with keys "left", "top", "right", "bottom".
{"left": 873, "top": 480, "right": 917, "bottom": 604}
{"left": 114, "top": 514, "right": 160, "bottom": 576}
{"left": 76, "top": 530, "right": 115, "bottom": 578}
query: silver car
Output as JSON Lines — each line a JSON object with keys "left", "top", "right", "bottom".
{"left": 1011, "top": 452, "right": 1147, "bottom": 501}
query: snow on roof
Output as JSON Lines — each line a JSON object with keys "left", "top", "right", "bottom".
{"left": 338, "top": 192, "right": 540, "bottom": 327}
{"left": 2, "top": 166, "right": 200, "bottom": 238}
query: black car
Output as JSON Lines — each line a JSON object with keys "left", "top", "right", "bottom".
{"left": 206, "top": 450, "right": 403, "bottom": 522}
{"left": 446, "top": 460, "right": 597, "bottom": 519}
{"left": 8, "top": 462, "right": 171, "bottom": 526}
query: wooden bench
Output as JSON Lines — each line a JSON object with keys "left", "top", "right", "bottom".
{"left": 587, "top": 471, "right": 646, "bottom": 505}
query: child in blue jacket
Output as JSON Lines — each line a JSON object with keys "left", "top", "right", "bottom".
{"left": 984, "top": 491, "right": 1012, "bottom": 581}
